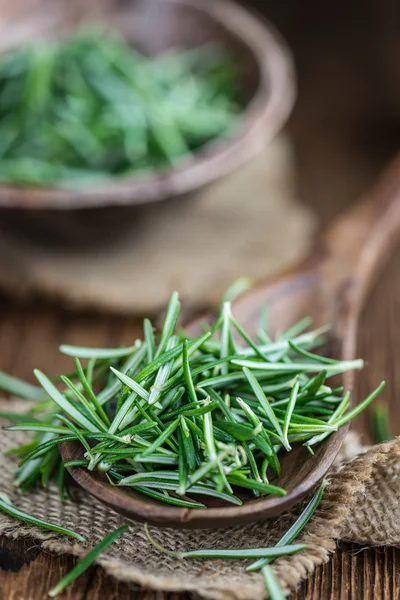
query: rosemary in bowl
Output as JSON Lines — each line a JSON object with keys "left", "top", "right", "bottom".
{"left": 0, "top": 26, "right": 240, "bottom": 187}
{"left": 0, "top": 292, "right": 383, "bottom": 507}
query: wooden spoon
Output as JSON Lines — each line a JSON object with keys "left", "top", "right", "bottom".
{"left": 61, "top": 157, "right": 400, "bottom": 528}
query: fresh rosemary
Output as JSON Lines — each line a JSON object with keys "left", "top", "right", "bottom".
{"left": 0, "top": 292, "right": 384, "bottom": 506}
{"left": 0, "top": 27, "right": 240, "bottom": 187}
{"left": 0, "top": 290, "right": 386, "bottom": 598}
{"left": 0, "top": 493, "right": 84, "bottom": 542}
{"left": 48, "top": 525, "right": 128, "bottom": 597}
{"left": 143, "top": 523, "right": 306, "bottom": 560}
{"left": 371, "top": 404, "right": 392, "bottom": 444}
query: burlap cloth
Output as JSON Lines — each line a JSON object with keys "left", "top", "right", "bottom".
{"left": 1, "top": 398, "right": 400, "bottom": 599}
{"left": 0, "top": 136, "right": 315, "bottom": 316}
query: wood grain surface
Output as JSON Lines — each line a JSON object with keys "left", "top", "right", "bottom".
{"left": 1, "top": 0, "right": 400, "bottom": 597}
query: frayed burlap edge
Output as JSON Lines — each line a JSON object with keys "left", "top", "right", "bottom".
{"left": 1, "top": 436, "right": 399, "bottom": 600}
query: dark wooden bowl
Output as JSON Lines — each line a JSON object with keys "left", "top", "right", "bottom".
{"left": 0, "top": 0, "right": 294, "bottom": 220}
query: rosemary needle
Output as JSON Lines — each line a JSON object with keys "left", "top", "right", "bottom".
{"left": 247, "top": 479, "right": 328, "bottom": 572}
{"left": 261, "top": 564, "right": 286, "bottom": 600}
{"left": 0, "top": 496, "right": 85, "bottom": 542}
{"left": 232, "top": 358, "right": 364, "bottom": 373}
{"left": 243, "top": 367, "right": 287, "bottom": 450}
{"left": 220, "top": 278, "right": 252, "bottom": 307}
{"left": 144, "top": 523, "right": 306, "bottom": 560}
{"left": 371, "top": 404, "right": 392, "bottom": 443}
{"left": 48, "top": 525, "right": 128, "bottom": 597}
{"left": 34, "top": 370, "right": 100, "bottom": 433}
{"left": 60, "top": 343, "right": 138, "bottom": 359}
{"left": 282, "top": 378, "right": 300, "bottom": 450}
{"left": 0, "top": 371, "right": 46, "bottom": 400}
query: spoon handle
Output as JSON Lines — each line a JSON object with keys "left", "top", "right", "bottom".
{"left": 318, "top": 155, "right": 400, "bottom": 353}
{"left": 229, "top": 156, "right": 400, "bottom": 350}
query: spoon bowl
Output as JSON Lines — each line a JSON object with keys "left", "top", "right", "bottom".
{"left": 62, "top": 156, "right": 400, "bottom": 527}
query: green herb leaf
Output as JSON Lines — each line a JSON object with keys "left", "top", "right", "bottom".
{"left": 0, "top": 496, "right": 85, "bottom": 542}
{"left": 48, "top": 525, "right": 128, "bottom": 597}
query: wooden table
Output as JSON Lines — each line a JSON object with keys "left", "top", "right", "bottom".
{"left": 1, "top": 1, "right": 400, "bottom": 597}
{"left": 1, "top": 242, "right": 400, "bottom": 600}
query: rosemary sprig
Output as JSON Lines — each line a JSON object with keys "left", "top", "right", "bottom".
{"left": 0, "top": 371, "right": 46, "bottom": 400}
{"left": 261, "top": 564, "right": 286, "bottom": 600}
{"left": 246, "top": 479, "right": 328, "bottom": 572}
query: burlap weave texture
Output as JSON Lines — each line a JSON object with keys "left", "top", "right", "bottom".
{"left": 1, "top": 400, "right": 399, "bottom": 599}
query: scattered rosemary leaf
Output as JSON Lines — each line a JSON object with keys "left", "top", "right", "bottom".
{"left": 371, "top": 404, "right": 392, "bottom": 444}
{"left": 0, "top": 496, "right": 85, "bottom": 542}
{"left": 0, "top": 371, "right": 47, "bottom": 400}
{"left": 48, "top": 525, "right": 128, "bottom": 597}
{"left": 261, "top": 564, "right": 286, "bottom": 600}
{"left": 144, "top": 523, "right": 306, "bottom": 560}
{"left": 247, "top": 479, "right": 328, "bottom": 572}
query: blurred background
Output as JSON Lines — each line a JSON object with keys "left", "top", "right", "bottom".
{"left": 0, "top": 0, "right": 398, "bottom": 317}
{"left": 251, "top": 0, "right": 399, "bottom": 223}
